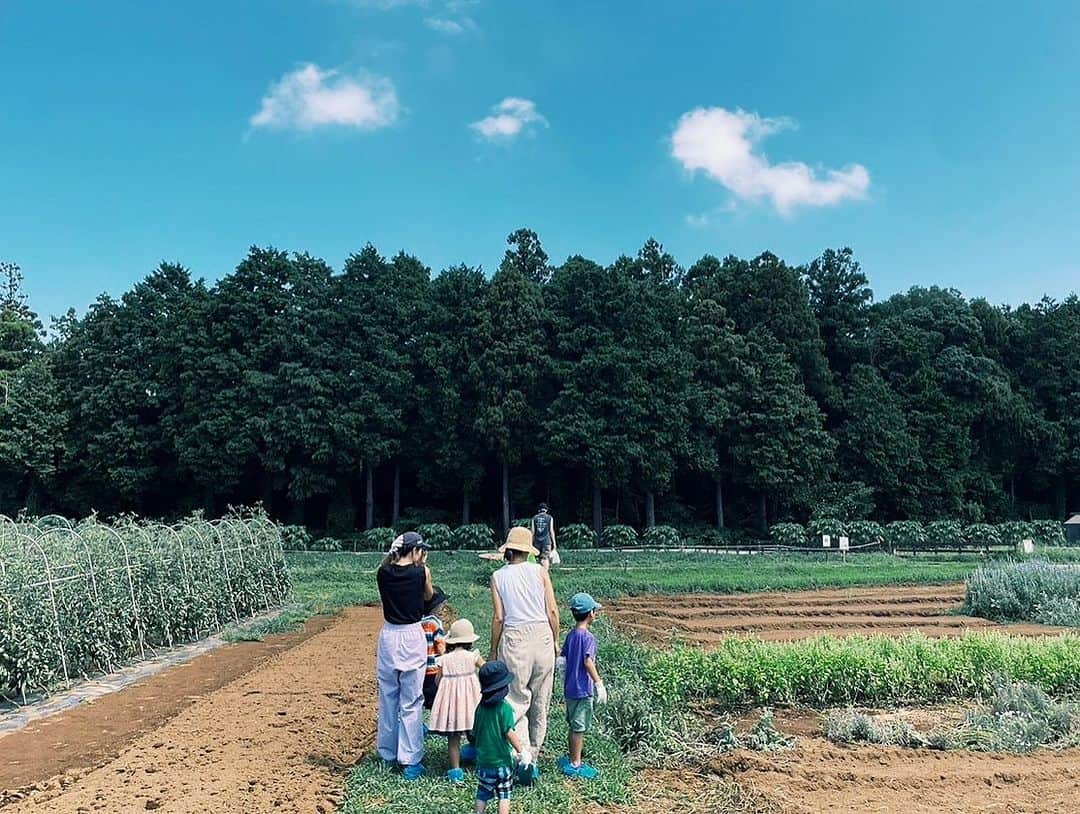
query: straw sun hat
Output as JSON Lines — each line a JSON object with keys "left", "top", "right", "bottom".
{"left": 499, "top": 526, "right": 539, "bottom": 557}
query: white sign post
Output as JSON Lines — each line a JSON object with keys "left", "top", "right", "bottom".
{"left": 1021, "top": 538, "right": 1035, "bottom": 555}
{"left": 839, "top": 535, "right": 850, "bottom": 561}
{"left": 822, "top": 534, "right": 831, "bottom": 548}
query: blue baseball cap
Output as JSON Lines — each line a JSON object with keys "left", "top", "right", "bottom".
{"left": 569, "top": 592, "right": 602, "bottom": 615}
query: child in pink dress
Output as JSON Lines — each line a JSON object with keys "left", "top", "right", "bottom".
{"left": 429, "top": 618, "right": 485, "bottom": 783}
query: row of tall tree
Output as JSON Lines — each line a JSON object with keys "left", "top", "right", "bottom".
{"left": 2, "top": 231, "right": 1078, "bottom": 534}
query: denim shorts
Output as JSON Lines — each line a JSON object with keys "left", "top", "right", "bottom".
{"left": 566, "top": 696, "right": 594, "bottom": 733}
{"left": 476, "top": 766, "right": 514, "bottom": 802}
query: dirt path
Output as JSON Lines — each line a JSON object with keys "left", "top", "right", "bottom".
{"left": 0, "top": 616, "right": 337, "bottom": 794}
{"left": 606, "top": 584, "right": 1061, "bottom": 643}
{"left": 1, "top": 607, "right": 382, "bottom": 814}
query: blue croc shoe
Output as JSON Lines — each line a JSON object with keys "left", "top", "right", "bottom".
{"left": 402, "top": 764, "right": 426, "bottom": 781}
{"left": 561, "top": 761, "right": 599, "bottom": 780}
{"left": 460, "top": 744, "right": 478, "bottom": 764}
{"left": 446, "top": 768, "right": 465, "bottom": 784}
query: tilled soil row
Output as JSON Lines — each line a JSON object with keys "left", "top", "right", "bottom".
{"left": 712, "top": 735, "right": 1080, "bottom": 813}
{"left": 1, "top": 607, "right": 382, "bottom": 814}
{"left": 607, "top": 585, "right": 1061, "bottom": 643}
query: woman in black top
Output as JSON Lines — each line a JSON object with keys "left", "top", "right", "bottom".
{"left": 375, "top": 531, "right": 434, "bottom": 779}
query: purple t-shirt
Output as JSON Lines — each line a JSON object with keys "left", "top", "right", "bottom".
{"left": 561, "top": 627, "right": 597, "bottom": 700}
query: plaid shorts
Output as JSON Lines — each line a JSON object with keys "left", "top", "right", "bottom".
{"left": 476, "top": 766, "right": 514, "bottom": 802}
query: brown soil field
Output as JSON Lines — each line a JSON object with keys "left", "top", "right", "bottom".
{"left": 595, "top": 708, "right": 1079, "bottom": 814}
{"left": 605, "top": 584, "right": 1061, "bottom": 644}
{"left": 712, "top": 712, "right": 1080, "bottom": 814}
{"left": 0, "top": 607, "right": 381, "bottom": 814}
{"left": 2, "top": 589, "right": 1073, "bottom": 814}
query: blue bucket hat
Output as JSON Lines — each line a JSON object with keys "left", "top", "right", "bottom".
{"left": 569, "top": 592, "right": 602, "bottom": 616}
{"left": 478, "top": 660, "right": 513, "bottom": 705}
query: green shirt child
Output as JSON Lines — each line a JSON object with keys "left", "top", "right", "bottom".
{"left": 472, "top": 698, "right": 515, "bottom": 769}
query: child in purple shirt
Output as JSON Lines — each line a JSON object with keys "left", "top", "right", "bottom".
{"left": 557, "top": 592, "right": 607, "bottom": 779}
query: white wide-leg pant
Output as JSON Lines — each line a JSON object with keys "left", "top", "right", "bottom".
{"left": 376, "top": 622, "right": 427, "bottom": 766}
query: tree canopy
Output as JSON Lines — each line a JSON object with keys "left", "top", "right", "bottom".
{"left": 3, "top": 237, "right": 1079, "bottom": 532}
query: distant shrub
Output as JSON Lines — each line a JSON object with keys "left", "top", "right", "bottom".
{"left": 1032, "top": 520, "right": 1066, "bottom": 547}
{"left": 808, "top": 518, "right": 845, "bottom": 543}
{"left": 310, "top": 536, "right": 342, "bottom": 552}
{"left": 885, "top": 520, "right": 926, "bottom": 552}
{"left": 279, "top": 525, "right": 312, "bottom": 551}
{"left": 560, "top": 524, "right": 597, "bottom": 550}
{"left": 928, "top": 519, "right": 964, "bottom": 548}
{"left": 359, "top": 526, "right": 395, "bottom": 552}
{"left": 601, "top": 524, "right": 638, "bottom": 549}
{"left": 846, "top": 520, "right": 885, "bottom": 548}
{"left": 998, "top": 521, "right": 1036, "bottom": 547}
{"left": 512, "top": 517, "right": 532, "bottom": 529}
{"left": 451, "top": 524, "right": 495, "bottom": 550}
{"left": 965, "top": 523, "right": 1002, "bottom": 549}
{"left": 417, "top": 523, "right": 453, "bottom": 551}
{"left": 769, "top": 523, "right": 806, "bottom": 548}
{"left": 641, "top": 525, "right": 680, "bottom": 548}
{"left": 685, "top": 528, "right": 752, "bottom": 548}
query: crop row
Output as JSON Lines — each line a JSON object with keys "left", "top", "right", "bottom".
{"left": 0, "top": 513, "right": 290, "bottom": 700}
{"left": 644, "top": 632, "right": 1080, "bottom": 708}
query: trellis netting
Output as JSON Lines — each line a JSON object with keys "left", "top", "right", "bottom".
{"left": 0, "top": 512, "right": 290, "bottom": 703}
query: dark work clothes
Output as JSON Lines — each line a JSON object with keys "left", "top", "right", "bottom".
{"left": 423, "top": 673, "right": 440, "bottom": 709}
{"left": 532, "top": 513, "right": 552, "bottom": 551}
{"left": 377, "top": 563, "right": 426, "bottom": 625}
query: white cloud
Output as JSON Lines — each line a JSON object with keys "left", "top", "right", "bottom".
{"left": 470, "top": 97, "right": 547, "bottom": 141}
{"left": 424, "top": 15, "right": 477, "bottom": 34}
{"left": 671, "top": 106, "right": 870, "bottom": 214}
{"left": 250, "top": 64, "right": 399, "bottom": 132}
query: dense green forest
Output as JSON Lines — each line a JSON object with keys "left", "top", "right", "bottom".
{"left": 1, "top": 231, "right": 1078, "bottom": 535}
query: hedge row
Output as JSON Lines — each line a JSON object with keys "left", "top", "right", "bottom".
{"left": 279, "top": 518, "right": 1071, "bottom": 552}
{"left": 280, "top": 522, "right": 694, "bottom": 551}
{"left": 770, "top": 519, "right": 1067, "bottom": 550}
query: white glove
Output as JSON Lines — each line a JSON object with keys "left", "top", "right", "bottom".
{"left": 594, "top": 681, "right": 608, "bottom": 706}
{"left": 517, "top": 749, "right": 533, "bottom": 768}
{"left": 555, "top": 656, "right": 567, "bottom": 674}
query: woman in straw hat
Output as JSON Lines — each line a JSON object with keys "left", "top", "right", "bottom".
{"left": 375, "top": 531, "right": 434, "bottom": 781}
{"left": 429, "top": 618, "right": 485, "bottom": 783}
{"left": 488, "top": 526, "right": 560, "bottom": 781}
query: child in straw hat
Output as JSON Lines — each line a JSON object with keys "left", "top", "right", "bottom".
{"left": 430, "top": 618, "right": 486, "bottom": 783}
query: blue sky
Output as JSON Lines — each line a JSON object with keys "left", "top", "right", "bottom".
{"left": 2, "top": 0, "right": 1079, "bottom": 321}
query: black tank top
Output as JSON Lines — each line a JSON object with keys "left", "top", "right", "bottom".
{"left": 533, "top": 513, "right": 552, "bottom": 549}
{"left": 377, "top": 563, "right": 426, "bottom": 624}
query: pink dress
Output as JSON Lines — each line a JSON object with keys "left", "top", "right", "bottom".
{"left": 429, "top": 648, "right": 483, "bottom": 735}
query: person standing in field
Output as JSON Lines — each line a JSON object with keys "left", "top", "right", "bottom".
{"left": 375, "top": 531, "right": 434, "bottom": 781}
{"left": 557, "top": 592, "right": 607, "bottom": 779}
{"left": 531, "top": 503, "right": 557, "bottom": 569}
{"left": 488, "top": 527, "right": 560, "bottom": 780}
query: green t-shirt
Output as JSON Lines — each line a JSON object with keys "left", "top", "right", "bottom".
{"left": 473, "top": 699, "right": 515, "bottom": 769}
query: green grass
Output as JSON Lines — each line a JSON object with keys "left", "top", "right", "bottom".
{"left": 283, "top": 549, "right": 1073, "bottom": 814}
